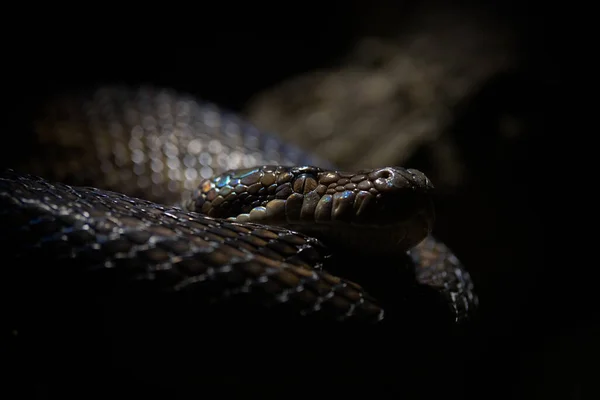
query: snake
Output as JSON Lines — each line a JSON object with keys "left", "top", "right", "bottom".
{"left": 1, "top": 86, "right": 477, "bottom": 336}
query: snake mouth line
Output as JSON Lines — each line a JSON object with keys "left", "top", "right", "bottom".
{"left": 279, "top": 206, "right": 433, "bottom": 255}
{"left": 222, "top": 197, "right": 434, "bottom": 256}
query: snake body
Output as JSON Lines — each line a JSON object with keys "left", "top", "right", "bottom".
{"left": 1, "top": 86, "right": 476, "bottom": 330}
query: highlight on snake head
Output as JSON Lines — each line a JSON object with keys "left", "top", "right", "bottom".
{"left": 187, "top": 165, "right": 435, "bottom": 255}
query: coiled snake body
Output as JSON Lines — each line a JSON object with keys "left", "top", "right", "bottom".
{"left": 1, "top": 87, "right": 477, "bottom": 391}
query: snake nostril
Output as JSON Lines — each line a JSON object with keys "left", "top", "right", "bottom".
{"left": 378, "top": 170, "right": 392, "bottom": 179}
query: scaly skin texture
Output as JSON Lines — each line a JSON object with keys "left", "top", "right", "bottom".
{"left": 0, "top": 169, "right": 383, "bottom": 323}
{"left": 189, "top": 165, "right": 435, "bottom": 256}
{"left": 2, "top": 86, "right": 477, "bottom": 325}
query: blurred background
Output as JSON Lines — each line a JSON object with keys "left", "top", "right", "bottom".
{"left": 4, "top": 1, "right": 585, "bottom": 399}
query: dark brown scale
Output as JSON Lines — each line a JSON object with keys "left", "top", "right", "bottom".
{"left": 260, "top": 172, "right": 276, "bottom": 186}
{"left": 247, "top": 183, "right": 262, "bottom": 194}
{"left": 283, "top": 255, "right": 318, "bottom": 269}
{"left": 146, "top": 225, "right": 177, "bottom": 237}
{"left": 304, "top": 177, "right": 318, "bottom": 193}
{"left": 239, "top": 261, "right": 266, "bottom": 277}
{"left": 236, "top": 192, "right": 250, "bottom": 203}
{"left": 203, "top": 232, "right": 227, "bottom": 243}
{"left": 304, "top": 279, "right": 332, "bottom": 296}
{"left": 292, "top": 176, "right": 306, "bottom": 193}
{"left": 225, "top": 192, "right": 237, "bottom": 202}
{"left": 234, "top": 184, "right": 249, "bottom": 194}
{"left": 202, "top": 202, "right": 213, "bottom": 214}
{"left": 109, "top": 202, "right": 132, "bottom": 214}
{"left": 103, "top": 238, "right": 134, "bottom": 254}
{"left": 210, "top": 196, "right": 225, "bottom": 207}
{"left": 279, "top": 233, "right": 308, "bottom": 246}
{"left": 218, "top": 244, "right": 247, "bottom": 259}
{"left": 230, "top": 240, "right": 258, "bottom": 254}
{"left": 118, "top": 216, "right": 144, "bottom": 228}
{"left": 176, "top": 257, "right": 209, "bottom": 276}
{"left": 207, "top": 226, "right": 239, "bottom": 239}
{"left": 139, "top": 247, "right": 171, "bottom": 263}
{"left": 252, "top": 254, "right": 286, "bottom": 269}
{"left": 251, "top": 229, "right": 279, "bottom": 240}
{"left": 239, "top": 170, "right": 262, "bottom": 185}
{"left": 336, "top": 285, "right": 362, "bottom": 302}
{"left": 143, "top": 206, "right": 168, "bottom": 216}
{"left": 284, "top": 193, "right": 303, "bottom": 220}
{"left": 332, "top": 191, "right": 356, "bottom": 222}
{"left": 321, "top": 273, "right": 342, "bottom": 286}
{"left": 357, "top": 180, "right": 373, "bottom": 191}
{"left": 221, "top": 223, "right": 252, "bottom": 234}
{"left": 290, "top": 266, "right": 318, "bottom": 279}
{"left": 219, "top": 186, "right": 236, "bottom": 198}
{"left": 188, "top": 236, "right": 213, "bottom": 250}
{"left": 266, "top": 241, "right": 300, "bottom": 257}
{"left": 272, "top": 270, "right": 301, "bottom": 288}
{"left": 184, "top": 219, "right": 212, "bottom": 232}
{"left": 350, "top": 174, "right": 367, "bottom": 183}
{"left": 315, "top": 184, "right": 327, "bottom": 196}
{"left": 319, "top": 172, "right": 339, "bottom": 184}
{"left": 174, "top": 225, "right": 195, "bottom": 236}
{"left": 275, "top": 183, "right": 293, "bottom": 199}
{"left": 337, "top": 171, "right": 354, "bottom": 179}
{"left": 206, "top": 189, "right": 218, "bottom": 201}
{"left": 199, "top": 248, "right": 235, "bottom": 266}
{"left": 89, "top": 205, "right": 112, "bottom": 216}
{"left": 276, "top": 171, "right": 293, "bottom": 184}
{"left": 300, "top": 191, "right": 320, "bottom": 220}
{"left": 94, "top": 220, "right": 119, "bottom": 233}
{"left": 255, "top": 246, "right": 286, "bottom": 261}
{"left": 158, "top": 239, "right": 191, "bottom": 255}
{"left": 125, "top": 231, "right": 152, "bottom": 245}
{"left": 239, "top": 234, "right": 269, "bottom": 248}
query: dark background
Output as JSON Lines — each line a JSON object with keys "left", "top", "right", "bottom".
{"left": 4, "top": 1, "right": 586, "bottom": 399}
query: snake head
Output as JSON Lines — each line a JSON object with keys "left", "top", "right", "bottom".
{"left": 189, "top": 165, "right": 435, "bottom": 256}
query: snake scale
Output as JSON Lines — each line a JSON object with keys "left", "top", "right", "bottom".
{"left": 1, "top": 86, "right": 478, "bottom": 392}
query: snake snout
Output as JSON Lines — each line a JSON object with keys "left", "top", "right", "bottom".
{"left": 367, "top": 167, "right": 434, "bottom": 192}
